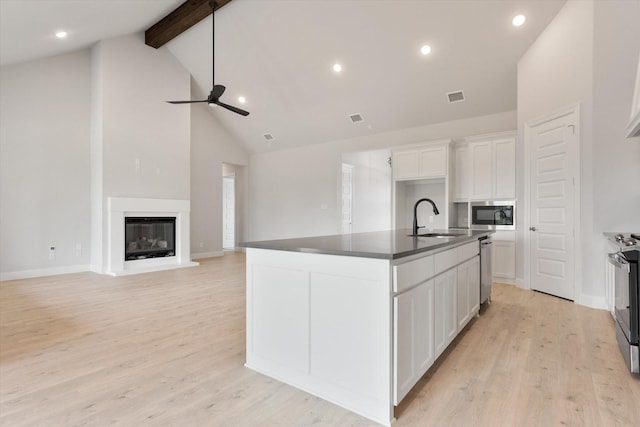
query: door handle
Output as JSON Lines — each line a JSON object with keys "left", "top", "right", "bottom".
{"left": 529, "top": 226, "right": 537, "bottom": 231}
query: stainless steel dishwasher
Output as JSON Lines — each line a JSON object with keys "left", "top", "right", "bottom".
{"left": 479, "top": 236, "right": 493, "bottom": 304}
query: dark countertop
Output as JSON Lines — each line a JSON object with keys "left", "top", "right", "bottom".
{"left": 241, "top": 229, "right": 493, "bottom": 260}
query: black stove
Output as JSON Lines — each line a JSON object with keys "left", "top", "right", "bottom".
{"left": 608, "top": 232, "right": 640, "bottom": 374}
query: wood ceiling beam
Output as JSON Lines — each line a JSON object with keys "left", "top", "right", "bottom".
{"left": 145, "top": 0, "right": 234, "bottom": 49}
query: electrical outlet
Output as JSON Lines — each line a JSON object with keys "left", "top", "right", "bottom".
{"left": 76, "top": 243, "right": 82, "bottom": 257}
{"left": 49, "top": 246, "right": 56, "bottom": 261}
{"left": 199, "top": 242, "right": 204, "bottom": 248}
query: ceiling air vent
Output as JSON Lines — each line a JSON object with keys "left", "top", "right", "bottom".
{"left": 263, "top": 133, "right": 274, "bottom": 141}
{"left": 447, "top": 90, "right": 465, "bottom": 103}
{"left": 349, "top": 113, "right": 364, "bottom": 123}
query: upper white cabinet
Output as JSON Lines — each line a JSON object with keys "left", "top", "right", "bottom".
{"left": 392, "top": 140, "right": 450, "bottom": 180}
{"left": 454, "top": 145, "right": 470, "bottom": 200}
{"left": 455, "top": 132, "right": 516, "bottom": 200}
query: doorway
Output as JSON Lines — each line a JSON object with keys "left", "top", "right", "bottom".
{"left": 222, "top": 174, "right": 235, "bottom": 250}
{"left": 525, "top": 105, "right": 580, "bottom": 301}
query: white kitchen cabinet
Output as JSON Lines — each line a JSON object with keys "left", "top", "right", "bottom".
{"left": 392, "top": 150, "right": 421, "bottom": 180}
{"left": 457, "top": 256, "right": 480, "bottom": 331}
{"left": 459, "top": 132, "right": 516, "bottom": 200}
{"left": 434, "top": 268, "right": 457, "bottom": 359}
{"left": 454, "top": 144, "right": 470, "bottom": 200}
{"left": 470, "top": 142, "right": 493, "bottom": 199}
{"left": 392, "top": 141, "right": 450, "bottom": 180}
{"left": 393, "top": 279, "right": 435, "bottom": 404}
{"left": 493, "top": 231, "right": 516, "bottom": 281}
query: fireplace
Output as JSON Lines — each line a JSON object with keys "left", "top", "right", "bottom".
{"left": 125, "top": 217, "right": 176, "bottom": 261}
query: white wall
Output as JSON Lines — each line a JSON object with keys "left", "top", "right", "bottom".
{"left": 248, "top": 110, "right": 516, "bottom": 241}
{"left": 341, "top": 149, "right": 392, "bottom": 233}
{"left": 591, "top": 1, "right": 640, "bottom": 289}
{"left": 0, "top": 51, "right": 92, "bottom": 276}
{"left": 90, "top": 34, "right": 191, "bottom": 272}
{"left": 517, "top": 0, "right": 640, "bottom": 302}
{"left": 190, "top": 92, "right": 249, "bottom": 258}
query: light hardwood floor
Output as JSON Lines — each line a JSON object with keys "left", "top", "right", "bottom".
{"left": 1, "top": 252, "right": 639, "bottom": 426}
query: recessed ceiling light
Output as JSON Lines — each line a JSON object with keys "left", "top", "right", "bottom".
{"left": 55, "top": 31, "right": 68, "bottom": 39}
{"left": 238, "top": 96, "right": 246, "bottom": 104}
{"left": 512, "top": 15, "right": 526, "bottom": 27}
{"left": 420, "top": 45, "right": 432, "bottom": 55}
{"left": 333, "top": 63, "right": 342, "bottom": 73}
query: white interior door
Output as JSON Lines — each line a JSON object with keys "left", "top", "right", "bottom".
{"left": 223, "top": 175, "right": 235, "bottom": 249}
{"left": 528, "top": 109, "right": 577, "bottom": 300}
{"left": 341, "top": 163, "right": 354, "bottom": 234}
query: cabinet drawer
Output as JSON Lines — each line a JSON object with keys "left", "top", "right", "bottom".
{"left": 457, "top": 241, "right": 479, "bottom": 263}
{"left": 393, "top": 255, "right": 434, "bottom": 293}
{"left": 434, "top": 249, "right": 457, "bottom": 275}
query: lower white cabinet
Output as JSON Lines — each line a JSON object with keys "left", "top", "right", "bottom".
{"left": 493, "top": 231, "right": 516, "bottom": 281}
{"left": 434, "top": 268, "right": 457, "bottom": 359}
{"left": 457, "top": 257, "right": 480, "bottom": 331}
{"left": 393, "top": 279, "right": 435, "bottom": 404}
{"left": 393, "top": 247, "right": 481, "bottom": 406}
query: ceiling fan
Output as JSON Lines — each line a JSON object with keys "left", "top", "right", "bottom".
{"left": 167, "top": 1, "right": 249, "bottom": 116}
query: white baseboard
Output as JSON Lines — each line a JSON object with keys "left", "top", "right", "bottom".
{"left": 576, "top": 294, "right": 608, "bottom": 311}
{"left": 191, "top": 251, "right": 224, "bottom": 260}
{"left": 493, "top": 276, "right": 517, "bottom": 285}
{"left": 0, "top": 264, "right": 91, "bottom": 281}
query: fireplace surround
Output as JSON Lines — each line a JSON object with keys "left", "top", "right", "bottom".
{"left": 106, "top": 197, "right": 197, "bottom": 275}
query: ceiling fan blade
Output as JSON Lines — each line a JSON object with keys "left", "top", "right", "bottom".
{"left": 214, "top": 101, "right": 250, "bottom": 116}
{"left": 166, "top": 100, "right": 208, "bottom": 104}
{"left": 212, "top": 85, "right": 226, "bottom": 99}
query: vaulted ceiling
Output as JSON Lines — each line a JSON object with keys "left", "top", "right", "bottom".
{"left": 0, "top": 0, "right": 566, "bottom": 154}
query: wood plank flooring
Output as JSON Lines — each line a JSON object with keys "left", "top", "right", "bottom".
{"left": 1, "top": 252, "right": 639, "bottom": 426}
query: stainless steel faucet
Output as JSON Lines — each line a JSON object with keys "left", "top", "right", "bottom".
{"left": 413, "top": 198, "right": 440, "bottom": 235}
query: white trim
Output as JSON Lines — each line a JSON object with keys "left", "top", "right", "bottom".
{"left": 523, "top": 103, "right": 582, "bottom": 303}
{"left": 192, "top": 251, "right": 224, "bottom": 259}
{"left": 0, "top": 264, "right": 91, "bottom": 281}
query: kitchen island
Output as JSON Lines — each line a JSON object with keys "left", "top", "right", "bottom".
{"left": 241, "top": 229, "right": 490, "bottom": 425}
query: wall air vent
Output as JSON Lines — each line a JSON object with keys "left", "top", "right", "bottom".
{"left": 263, "top": 133, "right": 274, "bottom": 141}
{"left": 349, "top": 113, "right": 364, "bottom": 123}
{"left": 447, "top": 90, "right": 465, "bottom": 103}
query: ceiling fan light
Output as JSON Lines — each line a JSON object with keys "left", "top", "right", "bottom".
{"left": 333, "top": 63, "right": 342, "bottom": 73}
{"left": 55, "top": 31, "right": 67, "bottom": 39}
{"left": 238, "top": 96, "right": 246, "bottom": 104}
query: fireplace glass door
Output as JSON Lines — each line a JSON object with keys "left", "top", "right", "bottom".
{"left": 125, "top": 217, "right": 176, "bottom": 260}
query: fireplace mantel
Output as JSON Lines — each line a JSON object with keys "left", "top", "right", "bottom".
{"left": 106, "top": 197, "right": 198, "bottom": 275}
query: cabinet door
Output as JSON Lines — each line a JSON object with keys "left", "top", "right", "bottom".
{"left": 419, "top": 146, "right": 447, "bottom": 177}
{"left": 393, "top": 150, "right": 420, "bottom": 180}
{"left": 470, "top": 142, "right": 493, "bottom": 199}
{"left": 493, "top": 240, "right": 516, "bottom": 279}
{"left": 454, "top": 145, "right": 470, "bottom": 200}
{"left": 456, "top": 262, "right": 470, "bottom": 330}
{"left": 457, "top": 256, "right": 480, "bottom": 331}
{"left": 468, "top": 256, "right": 480, "bottom": 316}
{"left": 393, "top": 280, "right": 434, "bottom": 405}
{"left": 434, "top": 269, "right": 457, "bottom": 359}
{"left": 494, "top": 139, "right": 516, "bottom": 199}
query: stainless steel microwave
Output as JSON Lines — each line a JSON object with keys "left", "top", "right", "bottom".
{"left": 470, "top": 201, "right": 516, "bottom": 230}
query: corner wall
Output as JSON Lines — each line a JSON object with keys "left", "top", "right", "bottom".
{"left": 190, "top": 96, "right": 248, "bottom": 257}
